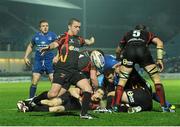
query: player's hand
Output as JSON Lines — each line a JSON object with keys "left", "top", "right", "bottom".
{"left": 24, "top": 57, "right": 31, "bottom": 66}
{"left": 89, "top": 37, "right": 95, "bottom": 44}
{"left": 40, "top": 46, "right": 50, "bottom": 56}
{"left": 156, "top": 59, "right": 164, "bottom": 72}
{"left": 52, "top": 56, "right": 59, "bottom": 64}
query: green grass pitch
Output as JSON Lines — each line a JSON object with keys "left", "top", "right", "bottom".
{"left": 0, "top": 79, "right": 180, "bottom": 126}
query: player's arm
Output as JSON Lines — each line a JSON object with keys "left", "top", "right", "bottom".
{"left": 152, "top": 37, "right": 164, "bottom": 72}
{"left": 90, "top": 66, "right": 99, "bottom": 89}
{"left": 53, "top": 51, "right": 59, "bottom": 64}
{"left": 24, "top": 42, "right": 33, "bottom": 66}
{"left": 116, "top": 36, "right": 126, "bottom": 61}
{"left": 115, "top": 45, "right": 122, "bottom": 61}
{"left": 40, "top": 41, "right": 59, "bottom": 55}
{"left": 84, "top": 37, "right": 95, "bottom": 45}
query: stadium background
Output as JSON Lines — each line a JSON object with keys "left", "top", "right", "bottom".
{"left": 0, "top": 0, "right": 180, "bottom": 126}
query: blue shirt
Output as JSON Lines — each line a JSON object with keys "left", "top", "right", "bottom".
{"left": 31, "top": 31, "right": 57, "bottom": 60}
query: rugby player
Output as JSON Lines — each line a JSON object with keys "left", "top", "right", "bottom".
{"left": 114, "top": 24, "right": 171, "bottom": 112}
{"left": 24, "top": 20, "right": 57, "bottom": 98}
{"left": 17, "top": 87, "right": 104, "bottom": 113}
{"left": 28, "top": 18, "right": 95, "bottom": 119}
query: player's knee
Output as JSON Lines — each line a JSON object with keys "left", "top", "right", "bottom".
{"left": 145, "top": 64, "right": 159, "bottom": 77}
{"left": 48, "top": 91, "right": 59, "bottom": 98}
{"left": 119, "top": 70, "right": 130, "bottom": 80}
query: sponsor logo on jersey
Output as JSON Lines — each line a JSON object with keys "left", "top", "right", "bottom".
{"left": 69, "top": 45, "right": 80, "bottom": 51}
{"left": 127, "top": 91, "right": 135, "bottom": 103}
{"left": 123, "top": 59, "right": 133, "bottom": 66}
{"left": 41, "top": 41, "right": 46, "bottom": 45}
{"left": 48, "top": 36, "right": 52, "bottom": 41}
{"left": 69, "top": 39, "right": 74, "bottom": 44}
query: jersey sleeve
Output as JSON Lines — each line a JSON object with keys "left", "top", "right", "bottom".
{"left": 147, "top": 32, "right": 157, "bottom": 44}
{"left": 78, "top": 36, "right": 85, "bottom": 46}
{"left": 54, "top": 35, "right": 65, "bottom": 46}
{"left": 52, "top": 32, "right": 58, "bottom": 41}
{"left": 31, "top": 35, "right": 36, "bottom": 46}
{"left": 118, "top": 33, "right": 128, "bottom": 49}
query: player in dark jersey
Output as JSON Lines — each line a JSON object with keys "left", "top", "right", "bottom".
{"left": 102, "top": 68, "right": 152, "bottom": 113}
{"left": 114, "top": 24, "right": 170, "bottom": 112}
{"left": 17, "top": 87, "right": 104, "bottom": 113}
{"left": 29, "top": 18, "right": 95, "bottom": 119}
{"left": 24, "top": 20, "right": 57, "bottom": 98}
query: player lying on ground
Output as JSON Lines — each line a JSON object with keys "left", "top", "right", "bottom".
{"left": 17, "top": 87, "right": 104, "bottom": 113}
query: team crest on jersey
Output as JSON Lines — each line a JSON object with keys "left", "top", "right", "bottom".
{"left": 48, "top": 36, "right": 52, "bottom": 41}
{"left": 35, "top": 37, "right": 39, "bottom": 40}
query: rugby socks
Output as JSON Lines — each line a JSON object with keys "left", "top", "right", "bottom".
{"left": 115, "top": 85, "right": 124, "bottom": 106}
{"left": 152, "top": 92, "right": 171, "bottom": 107}
{"left": 155, "top": 83, "right": 166, "bottom": 107}
{"left": 81, "top": 92, "right": 91, "bottom": 115}
{"left": 106, "top": 96, "right": 114, "bottom": 109}
{"left": 29, "top": 84, "right": 37, "bottom": 98}
{"left": 33, "top": 91, "right": 48, "bottom": 105}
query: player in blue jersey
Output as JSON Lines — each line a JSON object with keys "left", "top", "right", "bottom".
{"left": 24, "top": 20, "right": 58, "bottom": 98}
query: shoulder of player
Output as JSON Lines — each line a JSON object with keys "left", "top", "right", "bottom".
{"left": 47, "top": 31, "right": 57, "bottom": 35}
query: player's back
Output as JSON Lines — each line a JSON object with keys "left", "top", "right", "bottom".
{"left": 123, "top": 30, "right": 151, "bottom": 46}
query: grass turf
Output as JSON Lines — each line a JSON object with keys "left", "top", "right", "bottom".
{"left": 0, "top": 79, "right": 180, "bottom": 126}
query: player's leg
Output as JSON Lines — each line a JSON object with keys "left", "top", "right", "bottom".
{"left": 49, "top": 106, "right": 65, "bottom": 112}
{"left": 144, "top": 64, "right": 167, "bottom": 110}
{"left": 41, "top": 98, "right": 62, "bottom": 107}
{"left": 45, "top": 59, "right": 54, "bottom": 82}
{"left": 76, "top": 78, "right": 92, "bottom": 118}
{"left": 48, "top": 73, "right": 53, "bottom": 82}
{"left": 29, "top": 72, "right": 41, "bottom": 98}
{"left": 32, "top": 83, "right": 62, "bottom": 105}
{"left": 114, "top": 65, "right": 133, "bottom": 109}
{"left": 29, "top": 59, "right": 42, "bottom": 98}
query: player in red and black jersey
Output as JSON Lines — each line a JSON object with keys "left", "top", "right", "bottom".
{"left": 114, "top": 24, "right": 170, "bottom": 112}
{"left": 29, "top": 18, "right": 95, "bottom": 119}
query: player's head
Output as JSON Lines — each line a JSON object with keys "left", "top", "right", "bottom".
{"left": 90, "top": 50, "right": 105, "bottom": 70}
{"left": 104, "top": 68, "right": 115, "bottom": 84}
{"left": 39, "top": 19, "right": 49, "bottom": 34}
{"left": 91, "top": 89, "right": 104, "bottom": 102}
{"left": 68, "top": 18, "right": 81, "bottom": 35}
{"left": 135, "top": 24, "right": 147, "bottom": 31}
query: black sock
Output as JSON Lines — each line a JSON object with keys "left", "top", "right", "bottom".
{"left": 33, "top": 105, "right": 49, "bottom": 112}
{"left": 81, "top": 92, "right": 91, "bottom": 115}
{"left": 33, "top": 91, "right": 48, "bottom": 105}
{"left": 106, "top": 96, "right": 114, "bottom": 109}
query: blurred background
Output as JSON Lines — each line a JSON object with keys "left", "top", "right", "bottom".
{"left": 0, "top": 0, "right": 179, "bottom": 79}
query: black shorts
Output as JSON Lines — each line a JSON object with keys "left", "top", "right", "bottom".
{"left": 125, "top": 88, "right": 152, "bottom": 111}
{"left": 122, "top": 44, "right": 154, "bottom": 67}
{"left": 53, "top": 70, "right": 86, "bottom": 90}
{"left": 63, "top": 96, "right": 81, "bottom": 110}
